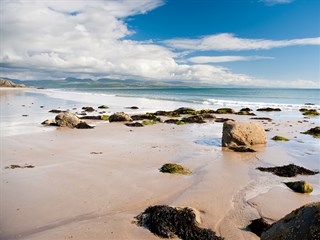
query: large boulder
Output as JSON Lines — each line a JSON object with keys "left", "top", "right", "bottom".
{"left": 55, "top": 112, "right": 81, "bottom": 128}
{"left": 261, "top": 202, "right": 320, "bottom": 240}
{"left": 109, "top": 112, "right": 132, "bottom": 122}
{"left": 222, "top": 121, "right": 267, "bottom": 147}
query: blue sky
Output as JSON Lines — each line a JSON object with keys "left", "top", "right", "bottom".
{"left": 0, "top": 0, "right": 319, "bottom": 87}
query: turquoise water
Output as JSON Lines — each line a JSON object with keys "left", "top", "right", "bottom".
{"left": 60, "top": 88, "right": 320, "bottom": 108}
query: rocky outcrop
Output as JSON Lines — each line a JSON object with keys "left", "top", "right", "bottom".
{"left": 261, "top": 202, "right": 320, "bottom": 240}
{"left": 222, "top": 121, "right": 267, "bottom": 147}
{"left": 109, "top": 112, "right": 132, "bottom": 122}
{"left": 55, "top": 112, "right": 81, "bottom": 128}
{"left": 284, "top": 181, "right": 313, "bottom": 193}
{"left": 0, "top": 79, "right": 27, "bottom": 88}
{"left": 135, "top": 205, "right": 223, "bottom": 240}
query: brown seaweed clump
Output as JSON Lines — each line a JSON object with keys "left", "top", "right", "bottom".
{"left": 257, "top": 164, "right": 319, "bottom": 177}
{"left": 135, "top": 205, "right": 223, "bottom": 240}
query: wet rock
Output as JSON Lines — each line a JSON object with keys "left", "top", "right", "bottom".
{"left": 98, "top": 105, "right": 109, "bottom": 109}
{"left": 300, "top": 109, "right": 320, "bottom": 116}
{"left": 49, "top": 109, "right": 66, "bottom": 113}
{"left": 237, "top": 111, "right": 256, "bottom": 116}
{"left": 197, "top": 109, "right": 216, "bottom": 114}
{"left": 301, "top": 127, "right": 320, "bottom": 138}
{"left": 251, "top": 117, "right": 272, "bottom": 121}
{"left": 55, "top": 112, "right": 81, "bottom": 128}
{"left": 257, "top": 164, "right": 319, "bottom": 177}
{"left": 164, "top": 119, "right": 180, "bottom": 124}
{"left": 284, "top": 181, "right": 313, "bottom": 193}
{"left": 109, "top": 112, "right": 132, "bottom": 122}
{"left": 228, "top": 146, "right": 256, "bottom": 152}
{"left": 182, "top": 115, "right": 206, "bottom": 124}
{"left": 247, "top": 218, "right": 270, "bottom": 237}
{"left": 82, "top": 107, "right": 95, "bottom": 112}
{"left": 240, "top": 108, "right": 252, "bottom": 112}
{"left": 131, "top": 114, "right": 160, "bottom": 121}
{"left": 215, "top": 108, "right": 236, "bottom": 114}
{"left": 154, "top": 110, "right": 180, "bottom": 117}
{"left": 200, "top": 114, "right": 216, "bottom": 119}
{"left": 125, "top": 122, "right": 144, "bottom": 127}
{"left": 75, "top": 122, "right": 94, "bottom": 129}
{"left": 160, "top": 163, "right": 191, "bottom": 175}
{"left": 126, "top": 106, "right": 139, "bottom": 109}
{"left": 173, "top": 107, "right": 197, "bottom": 115}
{"left": 261, "top": 202, "right": 320, "bottom": 240}
{"left": 135, "top": 205, "right": 223, "bottom": 240}
{"left": 80, "top": 115, "right": 103, "bottom": 120}
{"left": 257, "top": 107, "right": 281, "bottom": 112}
{"left": 222, "top": 121, "right": 267, "bottom": 147}
{"left": 271, "top": 135, "right": 289, "bottom": 141}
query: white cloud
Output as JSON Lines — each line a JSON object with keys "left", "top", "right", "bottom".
{"left": 164, "top": 33, "right": 320, "bottom": 51}
{"left": 188, "top": 55, "right": 273, "bottom": 63}
{"left": 260, "top": 0, "right": 294, "bottom": 6}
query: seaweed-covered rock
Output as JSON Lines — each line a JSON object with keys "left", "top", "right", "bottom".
{"left": 182, "top": 115, "right": 206, "bottom": 124}
{"left": 257, "top": 107, "right": 281, "bottom": 112}
{"left": 154, "top": 110, "right": 180, "bottom": 117}
{"left": 75, "top": 122, "right": 94, "bottom": 129}
{"left": 284, "top": 181, "right": 313, "bottom": 193}
{"left": 200, "top": 114, "right": 216, "bottom": 119}
{"left": 125, "top": 122, "right": 144, "bottom": 127}
{"left": 80, "top": 115, "right": 103, "bottom": 120}
{"left": 228, "top": 146, "right": 256, "bottom": 152}
{"left": 164, "top": 119, "right": 180, "bottom": 124}
{"left": 173, "top": 107, "right": 197, "bottom": 115}
{"left": 222, "top": 121, "right": 267, "bottom": 147}
{"left": 240, "top": 108, "right": 252, "bottom": 112}
{"left": 135, "top": 205, "right": 223, "bottom": 240}
{"left": 236, "top": 111, "right": 256, "bottom": 116}
{"left": 215, "top": 108, "right": 236, "bottom": 114}
{"left": 109, "top": 112, "right": 132, "bottom": 122}
{"left": 55, "top": 112, "right": 81, "bottom": 128}
{"left": 160, "top": 163, "right": 191, "bottom": 175}
{"left": 302, "top": 127, "right": 320, "bottom": 137}
{"left": 248, "top": 218, "right": 270, "bottom": 237}
{"left": 142, "top": 120, "right": 160, "bottom": 125}
{"left": 261, "top": 202, "right": 320, "bottom": 240}
{"left": 98, "top": 105, "right": 109, "bottom": 109}
{"left": 257, "top": 164, "right": 319, "bottom": 177}
{"left": 131, "top": 114, "right": 160, "bottom": 121}
{"left": 301, "top": 109, "right": 320, "bottom": 116}
{"left": 82, "top": 106, "right": 95, "bottom": 112}
{"left": 272, "top": 135, "right": 289, "bottom": 141}
{"left": 197, "top": 109, "right": 216, "bottom": 114}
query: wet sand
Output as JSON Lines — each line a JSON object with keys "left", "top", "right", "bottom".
{"left": 1, "top": 88, "right": 319, "bottom": 240}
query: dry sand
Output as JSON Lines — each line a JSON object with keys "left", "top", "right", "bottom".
{"left": 1, "top": 89, "right": 319, "bottom": 240}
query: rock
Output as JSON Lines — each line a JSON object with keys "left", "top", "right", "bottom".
{"left": 257, "top": 107, "right": 281, "bottom": 112}
{"left": 55, "top": 112, "right": 81, "bottom": 128}
{"left": 284, "top": 181, "right": 313, "bottom": 193}
{"left": 261, "top": 202, "right": 320, "bottom": 240}
{"left": 257, "top": 164, "right": 319, "bottom": 177}
{"left": 98, "top": 105, "right": 109, "bottom": 109}
{"left": 75, "top": 122, "right": 94, "bottom": 129}
{"left": 182, "top": 115, "right": 206, "bottom": 124}
{"left": 49, "top": 109, "right": 66, "bottom": 113}
{"left": 79, "top": 115, "right": 103, "bottom": 120}
{"left": 142, "top": 120, "right": 160, "bottom": 125}
{"left": 305, "top": 103, "right": 315, "bottom": 105}
{"left": 164, "top": 119, "right": 180, "bottom": 124}
{"left": 173, "top": 107, "right": 197, "bottom": 115}
{"left": 251, "top": 117, "right": 272, "bottom": 121}
{"left": 272, "top": 135, "right": 289, "bottom": 141}
{"left": 154, "top": 110, "right": 180, "bottom": 117}
{"left": 109, "top": 112, "right": 132, "bottom": 122}
{"left": 300, "top": 109, "right": 320, "bottom": 116}
{"left": 125, "top": 122, "right": 144, "bottom": 127}
{"left": 215, "top": 108, "right": 236, "bottom": 114}
{"left": 200, "top": 114, "right": 216, "bottom": 119}
{"left": 302, "top": 127, "right": 320, "bottom": 138}
{"left": 126, "top": 106, "right": 139, "bottom": 109}
{"left": 197, "top": 109, "right": 216, "bottom": 114}
{"left": 240, "top": 107, "right": 252, "bottom": 112}
{"left": 131, "top": 114, "right": 160, "bottom": 121}
{"left": 82, "top": 107, "right": 95, "bottom": 112}
{"left": 247, "top": 218, "right": 270, "bottom": 237}
{"left": 160, "top": 163, "right": 191, "bottom": 175}
{"left": 135, "top": 205, "right": 223, "bottom": 240}
{"left": 5, "top": 164, "right": 34, "bottom": 169}
{"left": 222, "top": 121, "right": 267, "bottom": 147}
{"left": 237, "top": 111, "right": 256, "bottom": 116}
{"left": 215, "top": 118, "right": 234, "bottom": 123}
{"left": 0, "top": 79, "right": 27, "bottom": 88}
{"left": 41, "top": 119, "right": 57, "bottom": 126}
{"left": 228, "top": 146, "right": 256, "bottom": 152}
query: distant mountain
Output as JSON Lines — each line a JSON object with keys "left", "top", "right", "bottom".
{"left": 0, "top": 78, "right": 28, "bottom": 88}
{"left": 64, "top": 77, "right": 93, "bottom": 83}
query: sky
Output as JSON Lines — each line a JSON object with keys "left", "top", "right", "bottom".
{"left": 0, "top": 0, "right": 319, "bottom": 88}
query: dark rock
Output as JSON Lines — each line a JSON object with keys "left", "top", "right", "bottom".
{"left": 301, "top": 109, "right": 320, "bottom": 116}
{"left": 49, "top": 109, "right": 66, "bottom": 113}
{"left": 164, "top": 119, "right": 180, "bottom": 124}
{"left": 154, "top": 110, "right": 180, "bottom": 117}
{"left": 98, "top": 105, "right": 109, "bottom": 109}
{"left": 257, "top": 164, "right": 319, "bottom": 177}
{"left": 256, "top": 107, "right": 281, "bottom": 112}
{"left": 109, "top": 112, "right": 132, "bottom": 122}
{"left": 182, "top": 115, "right": 206, "bottom": 124}
{"left": 305, "top": 103, "right": 315, "bottom": 105}
{"left": 160, "top": 163, "right": 191, "bottom": 175}
{"left": 79, "top": 115, "right": 103, "bottom": 120}
{"left": 197, "top": 109, "right": 216, "bottom": 114}
{"left": 135, "top": 205, "right": 223, "bottom": 240}
{"left": 125, "top": 122, "right": 144, "bottom": 127}
{"left": 82, "top": 107, "right": 95, "bottom": 112}
{"left": 126, "top": 106, "right": 139, "bottom": 109}
{"left": 215, "top": 118, "right": 234, "bottom": 123}
{"left": 301, "top": 127, "right": 320, "bottom": 137}
{"left": 75, "top": 122, "right": 94, "bottom": 129}
{"left": 261, "top": 202, "right": 320, "bottom": 240}
{"left": 240, "top": 108, "right": 252, "bottom": 112}
{"left": 247, "top": 218, "right": 270, "bottom": 237}
{"left": 236, "top": 111, "right": 256, "bottom": 116}
{"left": 200, "top": 114, "right": 216, "bottom": 119}
{"left": 215, "top": 108, "right": 236, "bottom": 114}
{"left": 284, "top": 181, "right": 313, "bottom": 193}
{"left": 228, "top": 146, "right": 256, "bottom": 152}
{"left": 131, "top": 114, "right": 160, "bottom": 121}
{"left": 173, "top": 107, "right": 197, "bottom": 115}
{"left": 22, "top": 115, "right": 28, "bottom": 117}
{"left": 251, "top": 117, "right": 272, "bottom": 121}
{"left": 5, "top": 164, "right": 35, "bottom": 169}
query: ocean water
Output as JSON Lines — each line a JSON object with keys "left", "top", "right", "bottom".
{"left": 58, "top": 87, "right": 320, "bottom": 110}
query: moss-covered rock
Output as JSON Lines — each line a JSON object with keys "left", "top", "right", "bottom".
{"left": 215, "top": 108, "right": 236, "bottom": 114}
{"left": 257, "top": 107, "right": 281, "bottom": 112}
{"left": 182, "top": 115, "right": 206, "bottom": 124}
{"left": 302, "top": 127, "right": 320, "bottom": 138}
{"left": 176, "top": 120, "right": 186, "bottom": 125}
{"left": 131, "top": 114, "right": 160, "bottom": 121}
{"left": 284, "top": 181, "right": 313, "bottom": 193}
{"left": 98, "top": 105, "right": 109, "bottom": 109}
{"left": 101, "top": 115, "right": 109, "bottom": 120}
{"left": 142, "top": 120, "right": 160, "bottom": 125}
{"left": 160, "top": 163, "right": 191, "bottom": 175}
{"left": 257, "top": 164, "right": 319, "bottom": 177}
{"left": 302, "top": 109, "right": 320, "bottom": 116}
{"left": 173, "top": 107, "right": 197, "bottom": 115}
{"left": 272, "top": 136, "right": 289, "bottom": 141}
{"left": 109, "top": 112, "right": 132, "bottom": 122}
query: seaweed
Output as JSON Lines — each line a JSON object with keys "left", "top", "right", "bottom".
{"left": 257, "top": 164, "right": 319, "bottom": 177}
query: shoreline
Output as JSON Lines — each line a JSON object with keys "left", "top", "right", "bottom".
{"left": 1, "top": 88, "right": 319, "bottom": 240}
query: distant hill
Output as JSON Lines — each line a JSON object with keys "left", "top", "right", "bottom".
{"left": 0, "top": 78, "right": 28, "bottom": 88}
{"left": 64, "top": 77, "right": 93, "bottom": 83}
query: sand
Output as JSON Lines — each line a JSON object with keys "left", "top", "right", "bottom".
{"left": 0, "top": 88, "right": 319, "bottom": 240}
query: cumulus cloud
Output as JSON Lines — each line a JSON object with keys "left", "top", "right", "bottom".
{"left": 188, "top": 55, "right": 273, "bottom": 63}
{"left": 259, "top": 0, "right": 294, "bottom": 6}
{"left": 164, "top": 33, "right": 320, "bottom": 51}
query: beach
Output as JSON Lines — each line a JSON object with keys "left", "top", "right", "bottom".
{"left": 1, "top": 88, "right": 319, "bottom": 240}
